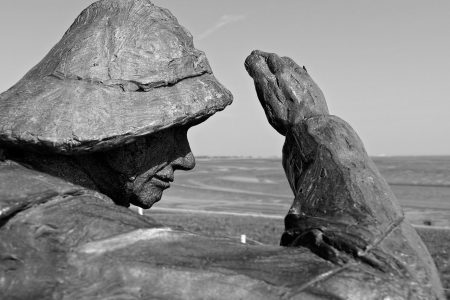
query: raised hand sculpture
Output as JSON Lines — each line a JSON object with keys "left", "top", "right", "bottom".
{"left": 245, "top": 50, "right": 445, "bottom": 299}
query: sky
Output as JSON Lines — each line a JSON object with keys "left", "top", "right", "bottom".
{"left": 0, "top": 1, "right": 449, "bottom": 157}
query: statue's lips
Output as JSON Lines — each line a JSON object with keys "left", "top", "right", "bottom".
{"left": 151, "top": 174, "right": 173, "bottom": 189}
{"left": 150, "top": 177, "right": 171, "bottom": 189}
{"left": 127, "top": 171, "right": 173, "bottom": 190}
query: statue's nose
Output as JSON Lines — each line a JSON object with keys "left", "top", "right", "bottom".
{"left": 170, "top": 131, "right": 196, "bottom": 171}
{"left": 172, "top": 151, "right": 195, "bottom": 171}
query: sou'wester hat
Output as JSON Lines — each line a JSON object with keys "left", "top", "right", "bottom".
{"left": 0, "top": 0, "right": 232, "bottom": 153}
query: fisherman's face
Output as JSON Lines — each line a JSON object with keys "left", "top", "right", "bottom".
{"left": 102, "top": 126, "right": 195, "bottom": 209}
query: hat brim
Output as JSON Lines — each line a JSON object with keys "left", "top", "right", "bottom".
{"left": 0, "top": 73, "right": 232, "bottom": 153}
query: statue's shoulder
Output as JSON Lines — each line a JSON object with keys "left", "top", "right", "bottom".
{"left": 0, "top": 160, "right": 163, "bottom": 299}
{"left": 0, "top": 160, "right": 86, "bottom": 221}
{"left": 0, "top": 160, "right": 160, "bottom": 235}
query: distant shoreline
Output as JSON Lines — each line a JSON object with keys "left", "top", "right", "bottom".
{"left": 195, "top": 155, "right": 450, "bottom": 160}
{"left": 148, "top": 207, "right": 450, "bottom": 231}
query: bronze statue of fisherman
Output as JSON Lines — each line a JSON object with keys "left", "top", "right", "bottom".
{"left": 0, "top": 0, "right": 444, "bottom": 299}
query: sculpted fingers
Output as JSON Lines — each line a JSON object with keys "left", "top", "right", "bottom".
{"left": 245, "top": 50, "right": 329, "bottom": 135}
{"left": 245, "top": 51, "right": 290, "bottom": 135}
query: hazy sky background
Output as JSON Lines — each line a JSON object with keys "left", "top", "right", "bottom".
{"left": 0, "top": 1, "right": 449, "bottom": 156}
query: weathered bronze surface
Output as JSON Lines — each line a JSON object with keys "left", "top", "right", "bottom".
{"left": 0, "top": 0, "right": 231, "bottom": 154}
{"left": 0, "top": 0, "right": 445, "bottom": 298}
{"left": 245, "top": 50, "right": 445, "bottom": 299}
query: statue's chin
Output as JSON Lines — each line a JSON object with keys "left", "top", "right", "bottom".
{"left": 129, "top": 185, "right": 164, "bottom": 209}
